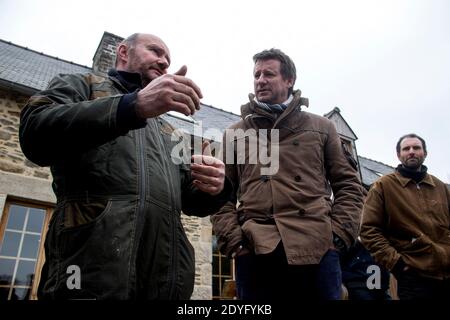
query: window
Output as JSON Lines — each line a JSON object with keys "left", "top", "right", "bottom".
{"left": 0, "top": 201, "right": 52, "bottom": 300}
{"left": 341, "top": 138, "right": 354, "bottom": 157}
{"left": 212, "top": 235, "right": 235, "bottom": 300}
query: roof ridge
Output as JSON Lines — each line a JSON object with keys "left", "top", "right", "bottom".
{"left": 200, "top": 102, "right": 240, "bottom": 117}
{"left": 0, "top": 38, "right": 91, "bottom": 69}
{"left": 102, "top": 31, "right": 124, "bottom": 40}
{"left": 358, "top": 155, "right": 395, "bottom": 169}
{"left": 324, "top": 106, "right": 358, "bottom": 140}
{"left": 323, "top": 106, "right": 340, "bottom": 118}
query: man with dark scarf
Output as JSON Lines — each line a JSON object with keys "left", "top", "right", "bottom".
{"left": 20, "top": 33, "right": 231, "bottom": 299}
{"left": 361, "top": 133, "right": 450, "bottom": 300}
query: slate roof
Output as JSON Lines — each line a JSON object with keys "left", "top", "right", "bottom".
{"left": 358, "top": 156, "right": 395, "bottom": 187}
{"left": 324, "top": 107, "right": 358, "bottom": 140}
{"left": 0, "top": 39, "right": 91, "bottom": 93}
{"left": 0, "top": 37, "right": 394, "bottom": 187}
{"left": 161, "top": 104, "right": 241, "bottom": 141}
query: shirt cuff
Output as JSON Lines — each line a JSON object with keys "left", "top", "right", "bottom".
{"left": 116, "top": 91, "right": 147, "bottom": 131}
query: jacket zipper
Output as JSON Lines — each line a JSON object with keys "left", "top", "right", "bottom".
{"left": 137, "top": 129, "right": 147, "bottom": 212}
{"left": 113, "top": 76, "right": 146, "bottom": 298}
{"left": 155, "top": 119, "right": 178, "bottom": 298}
{"left": 135, "top": 128, "right": 147, "bottom": 296}
{"left": 167, "top": 162, "right": 178, "bottom": 298}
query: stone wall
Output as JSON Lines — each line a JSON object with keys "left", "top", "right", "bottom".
{"left": 92, "top": 32, "right": 123, "bottom": 76}
{"left": 182, "top": 215, "right": 212, "bottom": 299}
{"left": 0, "top": 89, "right": 51, "bottom": 180}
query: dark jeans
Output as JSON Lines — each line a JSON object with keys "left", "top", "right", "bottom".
{"left": 235, "top": 243, "right": 342, "bottom": 300}
{"left": 397, "top": 270, "right": 450, "bottom": 300}
{"left": 341, "top": 241, "right": 391, "bottom": 300}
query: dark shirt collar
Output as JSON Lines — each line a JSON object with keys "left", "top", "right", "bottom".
{"left": 396, "top": 164, "right": 428, "bottom": 183}
{"left": 108, "top": 69, "right": 143, "bottom": 92}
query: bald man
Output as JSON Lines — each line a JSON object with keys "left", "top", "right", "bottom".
{"left": 20, "top": 33, "right": 231, "bottom": 299}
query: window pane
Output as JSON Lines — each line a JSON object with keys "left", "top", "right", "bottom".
{"left": 20, "top": 234, "right": 40, "bottom": 259}
{"left": 213, "top": 255, "right": 219, "bottom": 274}
{"left": 6, "top": 206, "right": 27, "bottom": 230}
{"left": 0, "top": 287, "right": 10, "bottom": 300}
{"left": 222, "top": 278, "right": 236, "bottom": 299}
{"left": 212, "top": 276, "right": 219, "bottom": 297}
{"left": 13, "top": 260, "right": 35, "bottom": 286}
{"left": 221, "top": 278, "right": 227, "bottom": 296}
{"left": 0, "top": 258, "right": 16, "bottom": 285}
{"left": 26, "top": 208, "right": 45, "bottom": 233}
{"left": 221, "top": 256, "right": 231, "bottom": 275}
{"left": 0, "top": 231, "right": 21, "bottom": 257}
{"left": 10, "top": 287, "right": 31, "bottom": 300}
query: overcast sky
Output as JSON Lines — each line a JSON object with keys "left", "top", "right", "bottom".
{"left": 1, "top": 0, "right": 449, "bottom": 182}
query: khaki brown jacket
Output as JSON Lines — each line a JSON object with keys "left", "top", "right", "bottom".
{"left": 360, "top": 170, "right": 450, "bottom": 279}
{"left": 211, "top": 91, "right": 364, "bottom": 264}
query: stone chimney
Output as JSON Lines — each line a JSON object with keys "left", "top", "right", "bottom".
{"left": 92, "top": 31, "right": 124, "bottom": 76}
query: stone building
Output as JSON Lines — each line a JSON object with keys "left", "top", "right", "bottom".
{"left": 0, "top": 32, "right": 394, "bottom": 300}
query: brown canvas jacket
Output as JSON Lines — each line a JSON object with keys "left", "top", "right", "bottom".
{"left": 211, "top": 90, "right": 364, "bottom": 265}
{"left": 360, "top": 171, "right": 450, "bottom": 279}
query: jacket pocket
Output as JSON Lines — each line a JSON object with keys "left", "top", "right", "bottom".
{"left": 436, "top": 231, "right": 450, "bottom": 271}
{"left": 54, "top": 198, "right": 137, "bottom": 299}
{"left": 428, "top": 199, "right": 450, "bottom": 227}
{"left": 59, "top": 199, "right": 112, "bottom": 258}
{"left": 62, "top": 199, "right": 111, "bottom": 228}
{"left": 394, "top": 233, "right": 432, "bottom": 254}
{"left": 394, "top": 233, "right": 440, "bottom": 272}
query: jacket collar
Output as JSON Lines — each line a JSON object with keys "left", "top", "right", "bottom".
{"left": 108, "top": 68, "right": 143, "bottom": 93}
{"left": 241, "top": 90, "right": 309, "bottom": 120}
{"left": 395, "top": 170, "right": 436, "bottom": 188}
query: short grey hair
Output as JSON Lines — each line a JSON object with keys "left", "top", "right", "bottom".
{"left": 121, "top": 33, "right": 140, "bottom": 48}
{"left": 114, "top": 33, "right": 140, "bottom": 66}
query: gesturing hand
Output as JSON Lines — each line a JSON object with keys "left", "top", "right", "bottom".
{"left": 190, "top": 141, "right": 225, "bottom": 196}
{"left": 135, "top": 65, "right": 203, "bottom": 118}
